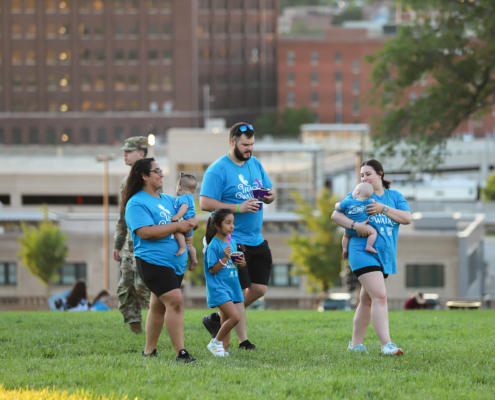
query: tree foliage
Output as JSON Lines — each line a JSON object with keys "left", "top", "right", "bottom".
{"left": 482, "top": 174, "right": 495, "bottom": 201}
{"left": 333, "top": 5, "right": 364, "bottom": 25}
{"left": 17, "top": 206, "right": 68, "bottom": 287}
{"left": 255, "top": 106, "right": 315, "bottom": 138}
{"left": 186, "top": 220, "right": 206, "bottom": 286}
{"left": 287, "top": 189, "right": 343, "bottom": 292}
{"left": 367, "top": 0, "right": 495, "bottom": 172}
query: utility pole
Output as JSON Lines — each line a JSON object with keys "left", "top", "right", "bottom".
{"left": 203, "top": 84, "right": 210, "bottom": 128}
{"left": 96, "top": 153, "right": 115, "bottom": 289}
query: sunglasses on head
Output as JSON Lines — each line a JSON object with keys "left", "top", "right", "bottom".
{"left": 235, "top": 124, "right": 254, "bottom": 134}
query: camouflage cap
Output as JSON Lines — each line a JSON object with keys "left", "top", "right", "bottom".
{"left": 120, "top": 136, "right": 148, "bottom": 151}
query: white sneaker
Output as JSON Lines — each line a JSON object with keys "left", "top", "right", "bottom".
{"left": 207, "top": 339, "right": 226, "bottom": 357}
{"left": 381, "top": 342, "right": 404, "bottom": 356}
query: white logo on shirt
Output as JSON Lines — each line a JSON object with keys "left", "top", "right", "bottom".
{"left": 157, "top": 203, "right": 174, "bottom": 239}
{"left": 238, "top": 174, "right": 249, "bottom": 186}
{"left": 348, "top": 206, "right": 365, "bottom": 215}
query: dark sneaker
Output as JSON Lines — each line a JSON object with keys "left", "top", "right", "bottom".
{"left": 142, "top": 349, "right": 157, "bottom": 357}
{"left": 202, "top": 313, "right": 221, "bottom": 338}
{"left": 176, "top": 349, "right": 197, "bottom": 364}
{"left": 239, "top": 340, "right": 256, "bottom": 350}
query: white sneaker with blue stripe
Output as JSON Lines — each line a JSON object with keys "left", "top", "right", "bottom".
{"left": 381, "top": 342, "right": 404, "bottom": 356}
{"left": 347, "top": 341, "right": 368, "bottom": 353}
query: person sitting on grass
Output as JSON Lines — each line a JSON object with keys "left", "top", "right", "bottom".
{"left": 335, "top": 182, "right": 378, "bottom": 258}
{"left": 404, "top": 291, "right": 428, "bottom": 310}
{"left": 171, "top": 173, "right": 198, "bottom": 269}
{"left": 204, "top": 209, "right": 246, "bottom": 357}
{"left": 91, "top": 290, "right": 111, "bottom": 311}
{"left": 55, "top": 280, "right": 90, "bottom": 312}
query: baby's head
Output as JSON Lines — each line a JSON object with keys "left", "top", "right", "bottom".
{"left": 176, "top": 173, "right": 197, "bottom": 196}
{"left": 352, "top": 182, "right": 374, "bottom": 200}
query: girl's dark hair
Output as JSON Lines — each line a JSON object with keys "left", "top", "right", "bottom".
{"left": 361, "top": 159, "right": 392, "bottom": 189}
{"left": 92, "top": 289, "right": 110, "bottom": 305}
{"left": 121, "top": 158, "right": 155, "bottom": 215}
{"left": 66, "top": 279, "right": 88, "bottom": 308}
{"left": 206, "top": 209, "right": 234, "bottom": 245}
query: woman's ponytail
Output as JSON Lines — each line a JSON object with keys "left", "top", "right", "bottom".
{"left": 205, "top": 216, "right": 217, "bottom": 245}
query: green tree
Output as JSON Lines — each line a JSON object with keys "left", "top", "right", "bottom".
{"left": 367, "top": 0, "right": 495, "bottom": 172}
{"left": 287, "top": 189, "right": 343, "bottom": 292}
{"left": 186, "top": 220, "right": 206, "bottom": 286}
{"left": 333, "top": 5, "right": 364, "bottom": 25}
{"left": 255, "top": 106, "right": 315, "bottom": 138}
{"left": 18, "top": 206, "right": 68, "bottom": 297}
{"left": 482, "top": 174, "right": 495, "bottom": 201}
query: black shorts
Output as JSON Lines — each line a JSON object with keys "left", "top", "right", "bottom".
{"left": 135, "top": 257, "right": 184, "bottom": 298}
{"left": 237, "top": 240, "right": 273, "bottom": 290}
{"left": 353, "top": 265, "right": 389, "bottom": 279}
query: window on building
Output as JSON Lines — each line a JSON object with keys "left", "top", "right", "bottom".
{"left": 13, "top": 75, "right": 22, "bottom": 89}
{"left": 93, "top": 0, "right": 104, "bottom": 11}
{"left": 335, "top": 91, "right": 342, "bottom": 105}
{"left": 269, "top": 264, "right": 299, "bottom": 287}
{"left": 97, "top": 127, "right": 106, "bottom": 143}
{"left": 114, "top": 75, "right": 125, "bottom": 90}
{"left": 59, "top": 50, "right": 70, "bottom": 63}
{"left": 129, "top": 49, "right": 139, "bottom": 62}
{"left": 469, "top": 245, "right": 483, "bottom": 286}
{"left": 81, "top": 127, "right": 90, "bottom": 143}
{"left": 162, "top": 23, "right": 171, "bottom": 35}
{"left": 199, "top": 0, "right": 211, "bottom": 9}
{"left": 12, "top": 50, "right": 22, "bottom": 65}
{"left": 231, "top": 23, "right": 243, "bottom": 35}
{"left": 28, "top": 127, "right": 39, "bottom": 144}
{"left": 47, "top": 74, "right": 57, "bottom": 90}
{"left": 25, "top": 50, "right": 36, "bottom": 65}
{"left": 148, "top": 24, "right": 158, "bottom": 37}
{"left": 94, "top": 49, "right": 105, "bottom": 62}
{"left": 126, "top": 0, "right": 138, "bottom": 11}
{"left": 61, "top": 127, "right": 72, "bottom": 143}
{"left": 12, "top": 23, "right": 22, "bottom": 38}
{"left": 163, "top": 49, "right": 172, "bottom": 63}
{"left": 311, "top": 71, "right": 318, "bottom": 85}
{"left": 216, "top": 24, "right": 227, "bottom": 35}
{"left": 406, "top": 264, "right": 444, "bottom": 287}
{"left": 80, "top": 49, "right": 91, "bottom": 62}
{"left": 11, "top": 0, "right": 22, "bottom": 12}
{"left": 45, "top": 0, "right": 56, "bottom": 12}
{"left": 114, "top": 24, "right": 124, "bottom": 37}
{"left": 26, "top": 24, "right": 37, "bottom": 38}
{"left": 199, "top": 48, "right": 210, "bottom": 61}
{"left": 287, "top": 71, "right": 294, "bottom": 86}
{"left": 25, "top": 0, "right": 36, "bottom": 11}
{"left": 128, "top": 23, "right": 139, "bottom": 36}
{"left": 287, "top": 51, "right": 294, "bottom": 65}
{"left": 46, "top": 127, "right": 56, "bottom": 144}
{"left": 232, "top": 0, "right": 243, "bottom": 9}
{"left": 79, "top": 23, "right": 90, "bottom": 36}
{"left": 146, "top": 0, "right": 159, "bottom": 11}
{"left": 46, "top": 23, "right": 57, "bottom": 38}
{"left": 0, "top": 263, "right": 17, "bottom": 285}
{"left": 335, "top": 51, "right": 342, "bottom": 64}
{"left": 149, "top": 101, "right": 158, "bottom": 112}
{"left": 27, "top": 101, "right": 38, "bottom": 112}
{"left": 55, "top": 263, "right": 86, "bottom": 285}
{"left": 81, "top": 74, "right": 92, "bottom": 90}
{"left": 162, "top": 76, "right": 172, "bottom": 90}
{"left": 60, "top": 103, "right": 70, "bottom": 112}
{"left": 248, "top": 0, "right": 258, "bottom": 9}
{"left": 287, "top": 91, "right": 295, "bottom": 107}
{"left": 311, "top": 92, "right": 319, "bottom": 107}
{"left": 336, "top": 112, "right": 342, "bottom": 123}
{"left": 352, "top": 80, "right": 360, "bottom": 95}
{"left": 247, "top": 23, "right": 259, "bottom": 35}
{"left": 197, "top": 23, "right": 210, "bottom": 37}
{"left": 59, "top": 24, "right": 70, "bottom": 37}
{"left": 95, "top": 101, "right": 105, "bottom": 112}
{"left": 335, "top": 71, "right": 342, "bottom": 84}
{"left": 113, "top": 0, "right": 124, "bottom": 10}
{"left": 215, "top": 48, "right": 227, "bottom": 60}
{"left": 310, "top": 51, "right": 318, "bottom": 65}
{"left": 148, "top": 75, "right": 159, "bottom": 90}
{"left": 94, "top": 75, "right": 105, "bottom": 90}
{"left": 0, "top": 129, "right": 4, "bottom": 144}
{"left": 216, "top": 0, "right": 227, "bottom": 9}
{"left": 94, "top": 24, "right": 104, "bottom": 38}
{"left": 59, "top": 1, "right": 70, "bottom": 12}
{"left": 148, "top": 49, "right": 159, "bottom": 62}
{"left": 12, "top": 127, "right": 22, "bottom": 144}
{"left": 79, "top": 0, "right": 91, "bottom": 11}
{"left": 114, "top": 49, "right": 125, "bottom": 63}
{"left": 129, "top": 75, "right": 139, "bottom": 90}
{"left": 82, "top": 100, "right": 92, "bottom": 112}
{"left": 352, "top": 59, "right": 360, "bottom": 74}
{"left": 353, "top": 101, "right": 360, "bottom": 116}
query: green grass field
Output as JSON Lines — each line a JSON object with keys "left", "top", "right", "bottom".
{"left": 0, "top": 309, "right": 494, "bottom": 399}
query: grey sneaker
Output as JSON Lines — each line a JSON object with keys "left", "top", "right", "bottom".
{"left": 381, "top": 342, "right": 404, "bottom": 356}
{"left": 347, "top": 341, "right": 368, "bottom": 353}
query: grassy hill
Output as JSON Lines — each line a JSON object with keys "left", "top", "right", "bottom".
{"left": 0, "top": 309, "right": 494, "bottom": 399}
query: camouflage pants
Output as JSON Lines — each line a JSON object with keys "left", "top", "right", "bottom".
{"left": 117, "top": 254, "right": 150, "bottom": 324}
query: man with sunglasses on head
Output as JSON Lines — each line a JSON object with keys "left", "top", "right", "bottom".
{"left": 113, "top": 136, "right": 151, "bottom": 334}
{"left": 200, "top": 122, "right": 276, "bottom": 350}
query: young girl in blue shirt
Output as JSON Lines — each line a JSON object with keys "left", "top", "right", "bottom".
{"left": 204, "top": 209, "right": 246, "bottom": 357}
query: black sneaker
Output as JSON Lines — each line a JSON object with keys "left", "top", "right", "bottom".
{"left": 202, "top": 313, "right": 221, "bottom": 339}
{"left": 176, "top": 349, "right": 196, "bottom": 364}
{"left": 239, "top": 340, "right": 256, "bottom": 350}
{"left": 142, "top": 349, "right": 157, "bottom": 357}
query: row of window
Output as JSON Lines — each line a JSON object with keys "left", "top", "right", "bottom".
{"left": 0, "top": 262, "right": 87, "bottom": 286}
{"left": 0, "top": 125, "right": 159, "bottom": 145}
{"left": 6, "top": 49, "right": 173, "bottom": 65}
{"left": 286, "top": 91, "right": 361, "bottom": 112}
{"left": 198, "top": 47, "right": 274, "bottom": 62}
{"left": 287, "top": 72, "right": 361, "bottom": 92}
{"left": 199, "top": 0, "right": 275, "bottom": 10}
{"left": 287, "top": 51, "right": 360, "bottom": 72}
{"left": 8, "top": 22, "right": 172, "bottom": 38}
{"left": 8, "top": 0, "right": 171, "bottom": 13}
{"left": 197, "top": 22, "right": 275, "bottom": 37}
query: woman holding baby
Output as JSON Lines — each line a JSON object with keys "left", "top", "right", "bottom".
{"left": 332, "top": 159, "right": 412, "bottom": 355}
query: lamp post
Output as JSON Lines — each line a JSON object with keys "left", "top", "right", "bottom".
{"left": 96, "top": 153, "right": 115, "bottom": 290}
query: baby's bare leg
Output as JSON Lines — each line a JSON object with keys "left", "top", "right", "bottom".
{"left": 174, "top": 232, "right": 187, "bottom": 256}
{"left": 185, "top": 234, "right": 198, "bottom": 269}
{"left": 342, "top": 232, "right": 350, "bottom": 259}
{"left": 365, "top": 226, "right": 378, "bottom": 254}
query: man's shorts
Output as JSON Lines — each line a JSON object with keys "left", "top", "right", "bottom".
{"left": 237, "top": 240, "right": 273, "bottom": 290}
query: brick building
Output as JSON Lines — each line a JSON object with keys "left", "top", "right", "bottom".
{"left": 278, "top": 26, "right": 495, "bottom": 136}
{"left": 0, "top": 0, "right": 278, "bottom": 145}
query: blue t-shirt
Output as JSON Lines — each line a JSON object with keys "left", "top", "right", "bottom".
{"left": 337, "top": 189, "right": 411, "bottom": 275}
{"left": 125, "top": 191, "right": 188, "bottom": 275}
{"left": 200, "top": 154, "right": 273, "bottom": 246}
{"left": 339, "top": 198, "right": 373, "bottom": 224}
{"left": 204, "top": 236, "right": 244, "bottom": 308}
{"left": 174, "top": 194, "right": 196, "bottom": 219}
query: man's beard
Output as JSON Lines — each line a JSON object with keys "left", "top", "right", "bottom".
{"left": 234, "top": 144, "right": 252, "bottom": 161}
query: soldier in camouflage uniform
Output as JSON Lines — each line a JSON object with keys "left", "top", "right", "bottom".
{"left": 113, "top": 136, "right": 151, "bottom": 333}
